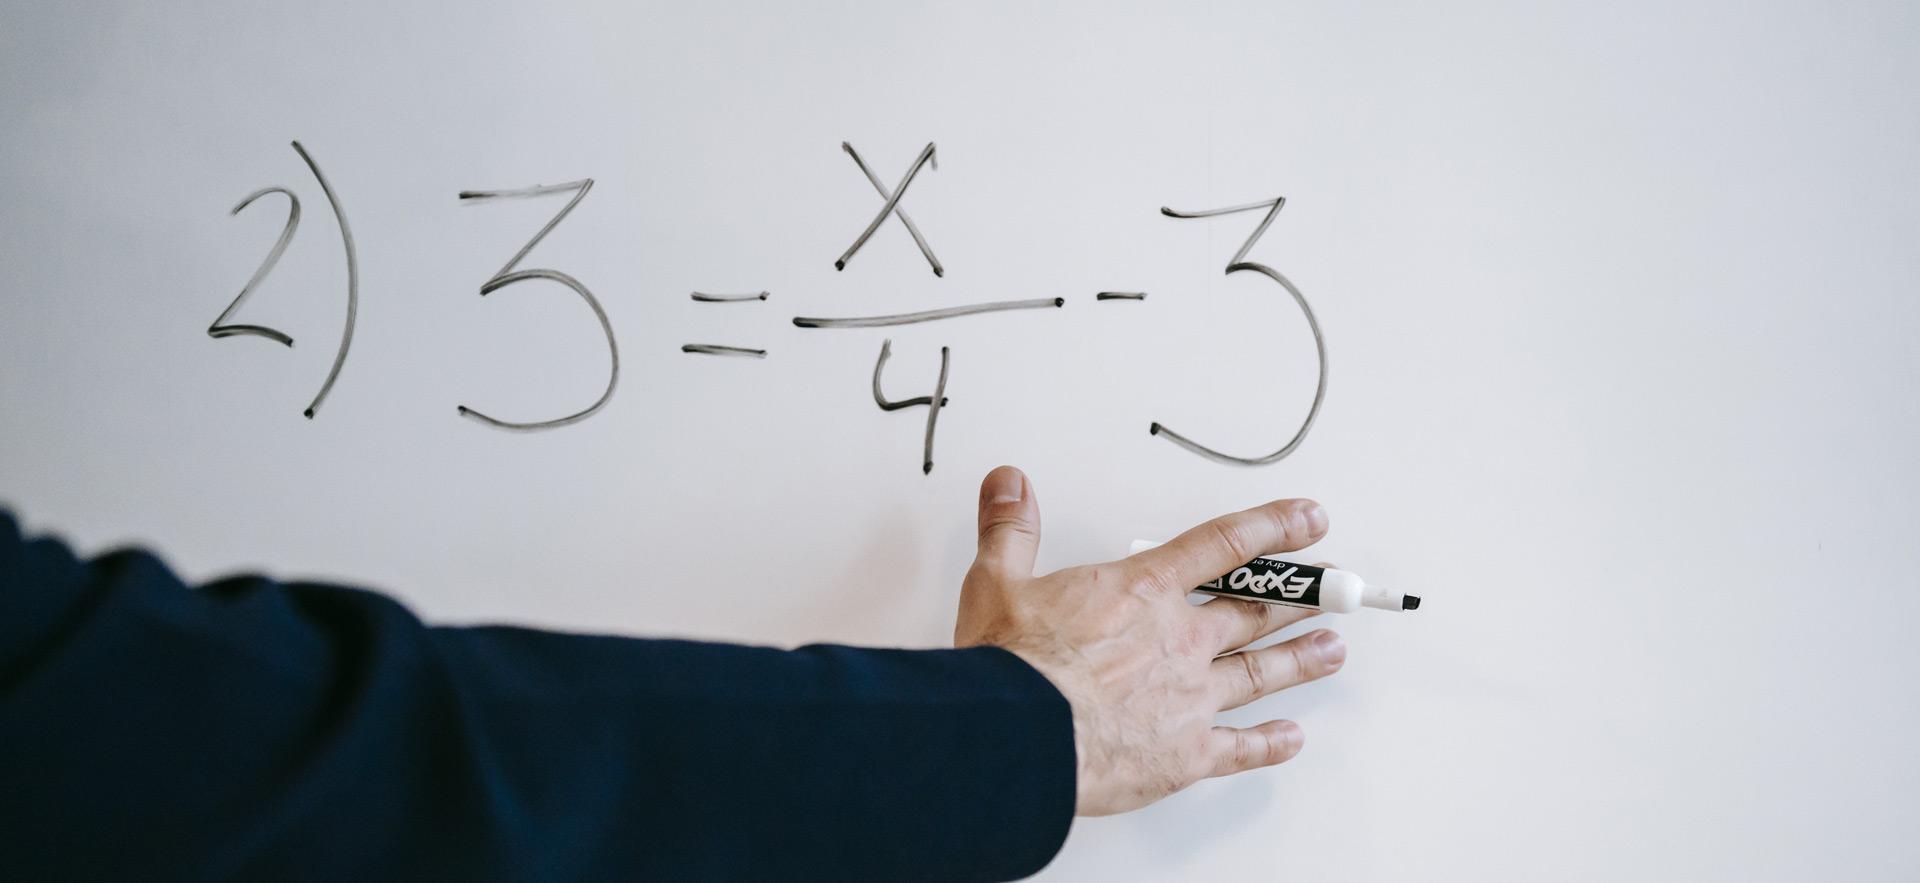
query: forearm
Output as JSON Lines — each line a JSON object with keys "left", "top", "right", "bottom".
{"left": 428, "top": 631, "right": 1077, "bottom": 879}
{"left": 0, "top": 513, "right": 1075, "bottom": 881}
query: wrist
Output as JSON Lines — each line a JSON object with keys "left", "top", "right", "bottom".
{"left": 998, "top": 642, "right": 1097, "bottom": 815}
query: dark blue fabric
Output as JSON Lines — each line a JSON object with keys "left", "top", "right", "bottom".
{"left": 0, "top": 511, "right": 1075, "bottom": 881}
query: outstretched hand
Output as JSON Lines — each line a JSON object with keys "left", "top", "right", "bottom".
{"left": 954, "top": 465, "right": 1346, "bottom": 816}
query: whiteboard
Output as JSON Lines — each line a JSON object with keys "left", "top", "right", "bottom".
{"left": 3, "top": 1, "right": 1917, "bottom": 879}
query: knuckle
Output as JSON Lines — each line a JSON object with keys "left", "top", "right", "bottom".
{"left": 1234, "top": 731, "right": 1260, "bottom": 771}
{"left": 1240, "top": 602, "right": 1277, "bottom": 640}
{"left": 962, "top": 561, "right": 1002, "bottom": 590}
{"left": 1205, "top": 517, "right": 1258, "bottom": 564}
{"left": 1265, "top": 499, "right": 1312, "bottom": 545}
{"left": 1288, "top": 640, "right": 1315, "bottom": 679}
{"left": 1235, "top": 651, "right": 1267, "bottom": 702}
{"left": 1261, "top": 730, "right": 1286, "bottom": 766}
{"left": 1136, "top": 558, "right": 1187, "bottom": 595}
{"left": 1281, "top": 504, "right": 1311, "bottom": 542}
{"left": 979, "top": 514, "right": 1038, "bottom": 543}
{"left": 1210, "top": 601, "right": 1267, "bottom": 652}
{"left": 1180, "top": 619, "right": 1217, "bottom": 657}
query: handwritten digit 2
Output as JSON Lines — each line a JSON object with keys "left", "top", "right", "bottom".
{"left": 208, "top": 187, "right": 301, "bottom": 347}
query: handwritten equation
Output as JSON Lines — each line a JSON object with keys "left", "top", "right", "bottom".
{"left": 207, "top": 141, "right": 1327, "bottom": 471}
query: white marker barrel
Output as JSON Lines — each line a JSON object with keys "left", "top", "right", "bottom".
{"left": 1129, "top": 540, "right": 1419, "bottom": 613}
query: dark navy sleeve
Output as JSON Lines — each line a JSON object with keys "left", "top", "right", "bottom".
{"left": 0, "top": 510, "right": 1076, "bottom": 881}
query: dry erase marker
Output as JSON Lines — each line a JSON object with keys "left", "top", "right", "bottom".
{"left": 1129, "top": 540, "right": 1420, "bottom": 614}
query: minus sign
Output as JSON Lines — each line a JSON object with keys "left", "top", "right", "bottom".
{"left": 1096, "top": 291, "right": 1147, "bottom": 301}
{"left": 681, "top": 344, "right": 767, "bottom": 358}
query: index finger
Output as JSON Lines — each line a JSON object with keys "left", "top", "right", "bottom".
{"left": 1129, "top": 499, "right": 1328, "bottom": 595}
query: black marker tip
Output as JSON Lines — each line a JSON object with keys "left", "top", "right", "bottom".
{"left": 1403, "top": 595, "right": 1422, "bottom": 610}
{"left": 834, "top": 260, "right": 846, "bottom": 271}
{"left": 456, "top": 405, "right": 470, "bottom": 416}
{"left": 1149, "top": 422, "right": 1163, "bottom": 435}
{"left": 1052, "top": 297, "right": 1065, "bottom": 307}
{"left": 302, "top": 407, "right": 315, "bottom": 419}
{"left": 922, "top": 462, "right": 933, "bottom": 475}
{"left": 933, "top": 267, "right": 944, "bottom": 278}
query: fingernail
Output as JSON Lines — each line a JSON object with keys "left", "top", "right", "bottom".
{"left": 1301, "top": 502, "right": 1328, "bottom": 536}
{"left": 984, "top": 467, "right": 1024, "bottom": 504}
{"left": 1312, "top": 630, "right": 1346, "bottom": 668}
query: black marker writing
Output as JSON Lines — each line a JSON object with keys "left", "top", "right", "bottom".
{"left": 923, "top": 346, "right": 950, "bottom": 475}
{"left": 681, "top": 344, "right": 766, "bottom": 358}
{"left": 1160, "top": 197, "right": 1285, "bottom": 267}
{"left": 1152, "top": 197, "right": 1327, "bottom": 466}
{"left": 871, "top": 338, "right": 949, "bottom": 411}
{"left": 835, "top": 142, "right": 937, "bottom": 272}
{"left": 869, "top": 340, "right": 951, "bottom": 473}
{"left": 291, "top": 141, "right": 357, "bottom": 419}
{"left": 459, "top": 180, "right": 593, "bottom": 278}
{"left": 455, "top": 179, "right": 620, "bottom": 430}
{"left": 690, "top": 291, "right": 770, "bottom": 302}
{"left": 842, "top": 142, "right": 943, "bottom": 277}
{"left": 208, "top": 187, "right": 301, "bottom": 347}
{"left": 1096, "top": 291, "right": 1147, "bottom": 301}
{"left": 793, "top": 297, "right": 1063, "bottom": 329}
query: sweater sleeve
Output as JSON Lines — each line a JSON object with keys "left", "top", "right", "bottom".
{"left": 0, "top": 510, "right": 1076, "bottom": 881}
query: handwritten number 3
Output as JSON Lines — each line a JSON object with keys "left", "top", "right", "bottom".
{"left": 207, "top": 141, "right": 359, "bottom": 418}
{"left": 455, "top": 179, "right": 620, "bottom": 430}
{"left": 1151, "top": 197, "right": 1327, "bottom": 466}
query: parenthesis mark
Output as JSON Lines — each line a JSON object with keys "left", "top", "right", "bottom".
{"left": 290, "top": 140, "right": 358, "bottom": 419}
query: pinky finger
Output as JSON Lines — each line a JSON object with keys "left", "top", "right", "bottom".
{"left": 1205, "top": 720, "right": 1305, "bottom": 779}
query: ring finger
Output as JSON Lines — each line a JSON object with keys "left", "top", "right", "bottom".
{"left": 1210, "top": 628, "right": 1347, "bottom": 711}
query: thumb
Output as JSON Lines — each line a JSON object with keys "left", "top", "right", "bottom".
{"left": 973, "top": 465, "right": 1041, "bottom": 583}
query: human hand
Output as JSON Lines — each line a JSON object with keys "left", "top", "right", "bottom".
{"left": 953, "top": 466, "right": 1345, "bottom": 816}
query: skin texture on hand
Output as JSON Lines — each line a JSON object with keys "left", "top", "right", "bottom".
{"left": 954, "top": 466, "right": 1347, "bottom": 817}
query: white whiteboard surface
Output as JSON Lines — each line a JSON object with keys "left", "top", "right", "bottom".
{"left": 3, "top": 1, "right": 1917, "bottom": 879}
